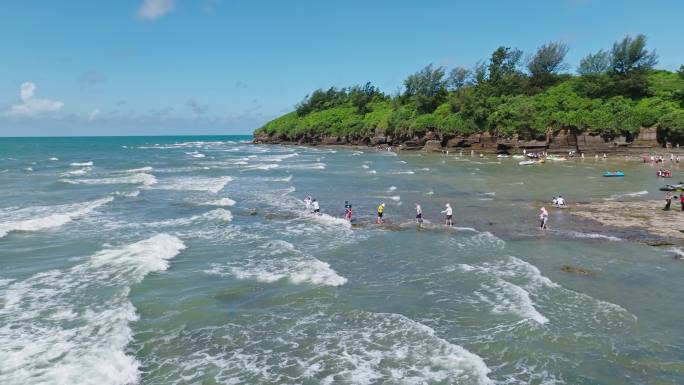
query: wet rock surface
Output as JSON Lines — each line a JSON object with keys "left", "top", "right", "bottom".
{"left": 570, "top": 200, "right": 684, "bottom": 244}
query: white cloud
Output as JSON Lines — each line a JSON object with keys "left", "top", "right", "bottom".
{"left": 88, "top": 108, "right": 101, "bottom": 121}
{"left": 137, "top": 0, "right": 175, "bottom": 20}
{"left": 5, "top": 82, "right": 64, "bottom": 117}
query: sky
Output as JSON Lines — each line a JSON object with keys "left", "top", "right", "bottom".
{"left": 1, "top": 0, "right": 683, "bottom": 137}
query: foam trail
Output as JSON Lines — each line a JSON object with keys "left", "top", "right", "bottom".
{"left": 605, "top": 190, "right": 648, "bottom": 201}
{"left": 207, "top": 240, "right": 346, "bottom": 286}
{"left": 126, "top": 166, "right": 153, "bottom": 173}
{"left": 0, "top": 234, "right": 185, "bottom": 385}
{"left": 563, "top": 231, "right": 621, "bottom": 242}
{"left": 202, "top": 198, "right": 236, "bottom": 207}
{"left": 0, "top": 197, "right": 113, "bottom": 238}
{"left": 155, "top": 176, "right": 232, "bottom": 193}
{"left": 63, "top": 173, "right": 157, "bottom": 187}
{"left": 70, "top": 161, "right": 93, "bottom": 167}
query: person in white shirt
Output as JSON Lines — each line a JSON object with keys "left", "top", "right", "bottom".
{"left": 556, "top": 196, "right": 565, "bottom": 207}
{"left": 441, "top": 203, "right": 453, "bottom": 226}
{"left": 540, "top": 207, "right": 549, "bottom": 231}
{"left": 312, "top": 199, "right": 320, "bottom": 215}
{"left": 304, "top": 196, "right": 312, "bottom": 212}
{"left": 415, "top": 203, "right": 423, "bottom": 225}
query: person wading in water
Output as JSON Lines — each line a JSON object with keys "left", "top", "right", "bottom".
{"left": 377, "top": 202, "right": 385, "bottom": 224}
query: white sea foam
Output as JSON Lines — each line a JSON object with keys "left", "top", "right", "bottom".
{"left": 202, "top": 198, "right": 236, "bottom": 207}
{"left": 605, "top": 190, "right": 649, "bottom": 201}
{"left": 201, "top": 208, "right": 233, "bottom": 222}
{"left": 392, "top": 170, "right": 415, "bottom": 174}
{"left": 63, "top": 168, "right": 91, "bottom": 176}
{"left": 477, "top": 280, "right": 549, "bottom": 324}
{"left": 309, "top": 213, "right": 353, "bottom": 229}
{"left": 426, "top": 190, "right": 434, "bottom": 195}
{"left": 244, "top": 163, "right": 280, "bottom": 171}
{"left": 563, "top": 231, "right": 622, "bottom": 242}
{"left": 70, "top": 161, "right": 93, "bottom": 167}
{"left": 361, "top": 164, "right": 370, "bottom": 169}
{"left": 185, "top": 152, "right": 206, "bottom": 158}
{"left": 0, "top": 197, "right": 113, "bottom": 238}
{"left": 155, "top": 176, "right": 232, "bottom": 194}
{"left": 259, "top": 153, "right": 299, "bottom": 162}
{"left": 208, "top": 240, "right": 346, "bottom": 286}
{"left": 669, "top": 247, "right": 684, "bottom": 258}
{"left": 272, "top": 175, "right": 293, "bottom": 182}
{"left": 460, "top": 256, "right": 636, "bottom": 328}
{"left": 49, "top": 157, "right": 59, "bottom": 161}
{"left": 125, "top": 166, "right": 153, "bottom": 173}
{"left": 0, "top": 234, "right": 185, "bottom": 385}
{"left": 24, "top": 167, "right": 33, "bottom": 172}
{"left": 316, "top": 312, "right": 493, "bottom": 385}
{"left": 63, "top": 173, "right": 157, "bottom": 187}
{"left": 147, "top": 310, "right": 492, "bottom": 385}
{"left": 283, "top": 162, "right": 326, "bottom": 170}
{"left": 367, "top": 170, "right": 377, "bottom": 174}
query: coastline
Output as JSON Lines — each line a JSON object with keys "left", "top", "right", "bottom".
{"left": 252, "top": 126, "right": 672, "bottom": 155}
{"left": 252, "top": 139, "right": 684, "bottom": 254}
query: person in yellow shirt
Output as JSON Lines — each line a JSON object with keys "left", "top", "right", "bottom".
{"left": 377, "top": 202, "right": 385, "bottom": 224}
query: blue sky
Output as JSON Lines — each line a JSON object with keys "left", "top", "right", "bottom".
{"left": 1, "top": 0, "right": 683, "bottom": 136}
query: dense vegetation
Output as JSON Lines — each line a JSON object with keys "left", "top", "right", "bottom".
{"left": 255, "top": 35, "right": 684, "bottom": 145}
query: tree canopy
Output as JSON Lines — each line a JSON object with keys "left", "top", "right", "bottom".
{"left": 256, "top": 34, "right": 684, "bottom": 146}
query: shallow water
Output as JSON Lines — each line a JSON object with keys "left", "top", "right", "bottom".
{"left": 1, "top": 136, "right": 683, "bottom": 385}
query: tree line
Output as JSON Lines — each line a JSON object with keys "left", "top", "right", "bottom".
{"left": 256, "top": 34, "right": 684, "bottom": 145}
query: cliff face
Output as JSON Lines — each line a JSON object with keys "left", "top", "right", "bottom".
{"left": 253, "top": 127, "right": 662, "bottom": 153}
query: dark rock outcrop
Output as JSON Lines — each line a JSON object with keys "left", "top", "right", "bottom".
{"left": 423, "top": 140, "right": 443, "bottom": 152}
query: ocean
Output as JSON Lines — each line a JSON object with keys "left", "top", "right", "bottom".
{"left": 1, "top": 136, "right": 683, "bottom": 384}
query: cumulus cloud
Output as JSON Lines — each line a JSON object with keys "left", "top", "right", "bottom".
{"left": 137, "top": 0, "right": 175, "bottom": 21}
{"left": 88, "top": 108, "right": 100, "bottom": 121}
{"left": 5, "top": 82, "right": 64, "bottom": 117}
{"left": 185, "top": 98, "right": 208, "bottom": 117}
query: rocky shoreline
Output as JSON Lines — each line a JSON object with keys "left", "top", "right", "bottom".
{"left": 570, "top": 200, "right": 684, "bottom": 248}
{"left": 253, "top": 126, "right": 667, "bottom": 154}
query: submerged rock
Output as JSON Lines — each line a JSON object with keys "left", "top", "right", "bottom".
{"left": 560, "top": 265, "right": 596, "bottom": 276}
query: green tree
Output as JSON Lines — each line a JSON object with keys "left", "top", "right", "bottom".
{"left": 674, "top": 66, "right": 684, "bottom": 106}
{"left": 610, "top": 34, "right": 658, "bottom": 76}
{"left": 658, "top": 109, "right": 684, "bottom": 144}
{"left": 447, "top": 67, "right": 471, "bottom": 91}
{"left": 527, "top": 42, "right": 569, "bottom": 89}
{"left": 577, "top": 50, "right": 610, "bottom": 75}
{"left": 403, "top": 64, "right": 447, "bottom": 113}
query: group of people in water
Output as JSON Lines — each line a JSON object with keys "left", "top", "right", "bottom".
{"left": 303, "top": 196, "right": 541, "bottom": 230}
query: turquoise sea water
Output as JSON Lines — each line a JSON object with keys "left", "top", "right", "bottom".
{"left": 1, "top": 136, "right": 683, "bottom": 385}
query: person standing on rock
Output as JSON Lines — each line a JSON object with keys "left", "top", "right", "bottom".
{"left": 664, "top": 192, "right": 673, "bottom": 211}
{"left": 415, "top": 203, "right": 423, "bottom": 226}
{"left": 441, "top": 203, "right": 453, "bottom": 226}
{"left": 680, "top": 195, "right": 684, "bottom": 212}
{"left": 540, "top": 207, "right": 549, "bottom": 231}
{"left": 344, "top": 201, "right": 353, "bottom": 222}
{"left": 377, "top": 202, "right": 385, "bottom": 224}
{"left": 312, "top": 199, "right": 320, "bottom": 216}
